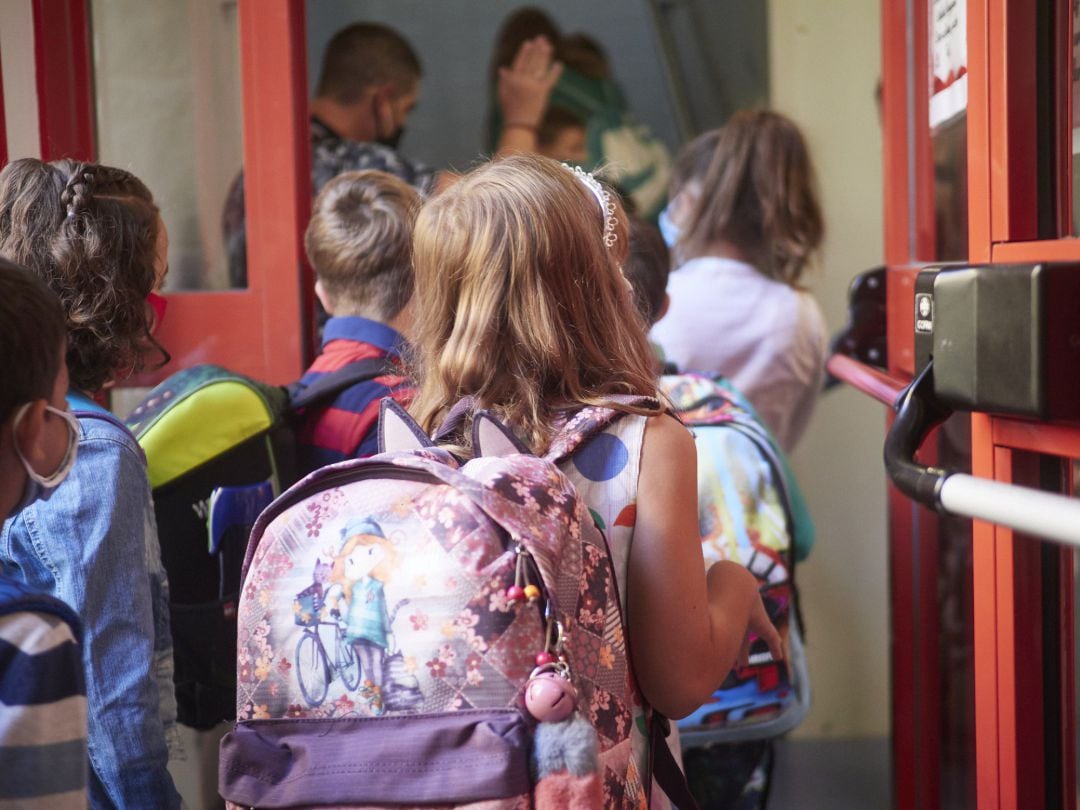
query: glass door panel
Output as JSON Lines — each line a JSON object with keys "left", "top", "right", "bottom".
{"left": 91, "top": 0, "right": 244, "bottom": 291}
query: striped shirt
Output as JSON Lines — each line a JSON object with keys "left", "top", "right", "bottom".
{"left": 0, "top": 576, "right": 87, "bottom": 809}
{"left": 295, "top": 316, "right": 414, "bottom": 473}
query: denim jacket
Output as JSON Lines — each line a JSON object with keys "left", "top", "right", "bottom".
{"left": 0, "top": 393, "right": 181, "bottom": 808}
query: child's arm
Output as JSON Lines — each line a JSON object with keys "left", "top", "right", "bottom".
{"left": 493, "top": 37, "right": 562, "bottom": 158}
{"left": 627, "top": 413, "right": 782, "bottom": 720}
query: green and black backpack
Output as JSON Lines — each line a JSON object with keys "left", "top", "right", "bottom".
{"left": 125, "top": 360, "right": 388, "bottom": 728}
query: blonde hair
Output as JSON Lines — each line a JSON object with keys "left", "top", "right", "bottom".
{"left": 677, "top": 110, "right": 824, "bottom": 287}
{"left": 332, "top": 533, "right": 398, "bottom": 585}
{"left": 409, "top": 154, "right": 659, "bottom": 454}
{"left": 305, "top": 170, "right": 421, "bottom": 319}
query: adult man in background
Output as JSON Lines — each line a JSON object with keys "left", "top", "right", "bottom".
{"left": 224, "top": 21, "right": 558, "bottom": 287}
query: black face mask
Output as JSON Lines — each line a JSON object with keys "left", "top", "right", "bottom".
{"left": 376, "top": 127, "right": 405, "bottom": 150}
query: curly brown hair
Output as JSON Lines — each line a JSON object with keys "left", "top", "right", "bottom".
{"left": 0, "top": 159, "right": 165, "bottom": 392}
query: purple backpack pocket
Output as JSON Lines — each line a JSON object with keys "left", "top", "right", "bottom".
{"left": 220, "top": 709, "right": 531, "bottom": 807}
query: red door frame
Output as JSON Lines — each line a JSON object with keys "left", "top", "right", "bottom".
{"left": 879, "top": 2, "right": 943, "bottom": 807}
{"left": 146, "top": 0, "right": 314, "bottom": 385}
{"left": 972, "top": 1, "right": 1080, "bottom": 808}
{"left": 860, "top": 1, "right": 1080, "bottom": 808}
{"left": 1, "top": 0, "right": 313, "bottom": 385}
{"left": 31, "top": 0, "right": 95, "bottom": 162}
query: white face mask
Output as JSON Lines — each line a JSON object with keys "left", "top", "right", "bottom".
{"left": 11, "top": 403, "right": 80, "bottom": 515}
{"left": 658, "top": 203, "right": 681, "bottom": 249}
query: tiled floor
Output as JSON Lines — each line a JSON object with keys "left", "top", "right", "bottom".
{"left": 768, "top": 737, "right": 891, "bottom": 809}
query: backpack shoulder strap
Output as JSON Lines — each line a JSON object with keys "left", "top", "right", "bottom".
{"left": 287, "top": 358, "right": 394, "bottom": 412}
{"left": 543, "top": 395, "right": 663, "bottom": 464}
{"left": 649, "top": 713, "right": 701, "bottom": 810}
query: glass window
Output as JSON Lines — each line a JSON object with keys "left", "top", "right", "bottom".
{"left": 91, "top": 0, "right": 244, "bottom": 290}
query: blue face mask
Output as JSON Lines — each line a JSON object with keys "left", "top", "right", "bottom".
{"left": 658, "top": 203, "right": 681, "bottom": 249}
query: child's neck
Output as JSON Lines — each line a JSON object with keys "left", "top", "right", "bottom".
{"left": 331, "top": 307, "right": 411, "bottom": 341}
{"left": 691, "top": 239, "right": 752, "bottom": 265}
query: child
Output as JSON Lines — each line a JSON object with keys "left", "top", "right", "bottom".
{"left": 623, "top": 218, "right": 790, "bottom": 810}
{"left": 292, "top": 170, "right": 421, "bottom": 473}
{"left": 407, "top": 154, "right": 781, "bottom": 799}
{"left": 487, "top": 10, "right": 672, "bottom": 218}
{"left": 0, "top": 259, "right": 88, "bottom": 808}
{"left": 0, "top": 159, "right": 181, "bottom": 808}
{"left": 623, "top": 217, "right": 673, "bottom": 368}
{"left": 650, "top": 110, "right": 828, "bottom": 452}
{"left": 536, "top": 106, "right": 589, "bottom": 165}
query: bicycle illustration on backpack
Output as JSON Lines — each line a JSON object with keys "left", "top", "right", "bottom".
{"left": 291, "top": 573, "right": 361, "bottom": 707}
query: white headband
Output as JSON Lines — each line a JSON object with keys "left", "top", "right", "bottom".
{"left": 563, "top": 164, "right": 618, "bottom": 248}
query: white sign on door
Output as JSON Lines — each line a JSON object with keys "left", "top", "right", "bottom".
{"left": 930, "top": 0, "right": 967, "bottom": 129}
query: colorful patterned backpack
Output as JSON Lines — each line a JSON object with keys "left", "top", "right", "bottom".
{"left": 219, "top": 401, "right": 662, "bottom": 809}
{"left": 658, "top": 373, "right": 814, "bottom": 746}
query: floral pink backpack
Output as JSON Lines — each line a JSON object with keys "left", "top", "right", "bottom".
{"left": 218, "top": 400, "right": 693, "bottom": 809}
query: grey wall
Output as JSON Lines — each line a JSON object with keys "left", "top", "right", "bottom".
{"left": 305, "top": 1, "right": 768, "bottom": 172}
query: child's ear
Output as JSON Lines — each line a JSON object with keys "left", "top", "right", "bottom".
{"left": 12, "top": 399, "right": 49, "bottom": 469}
{"left": 372, "top": 83, "right": 397, "bottom": 139}
{"left": 314, "top": 279, "right": 335, "bottom": 315}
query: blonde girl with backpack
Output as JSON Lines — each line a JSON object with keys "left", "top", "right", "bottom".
{"left": 408, "top": 153, "right": 782, "bottom": 804}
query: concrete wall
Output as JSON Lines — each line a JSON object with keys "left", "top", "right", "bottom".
{"left": 768, "top": 0, "right": 891, "bottom": 739}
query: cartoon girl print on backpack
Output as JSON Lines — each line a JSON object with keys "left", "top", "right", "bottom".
{"left": 326, "top": 518, "right": 398, "bottom": 714}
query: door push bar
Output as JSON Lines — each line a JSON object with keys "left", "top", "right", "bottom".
{"left": 884, "top": 263, "right": 1080, "bottom": 546}
{"left": 885, "top": 360, "right": 1080, "bottom": 547}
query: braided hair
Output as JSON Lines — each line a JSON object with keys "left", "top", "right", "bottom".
{"left": 0, "top": 158, "right": 167, "bottom": 392}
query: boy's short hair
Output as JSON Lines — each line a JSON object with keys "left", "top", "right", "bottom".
{"left": 623, "top": 219, "right": 670, "bottom": 324}
{"left": 305, "top": 170, "right": 422, "bottom": 320}
{"left": 0, "top": 257, "right": 66, "bottom": 423}
{"left": 316, "top": 23, "right": 422, "bottom": 104}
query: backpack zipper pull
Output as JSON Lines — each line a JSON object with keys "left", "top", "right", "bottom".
{"left": 507, "top": 545, "right": 542, "bottom": 604}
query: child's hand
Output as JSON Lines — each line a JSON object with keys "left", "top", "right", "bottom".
{"left": 498, "top": 36, "right": 563, "bottom": 130}
{"left": 739, "top": 592, "right": 784, "bottom": 668}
